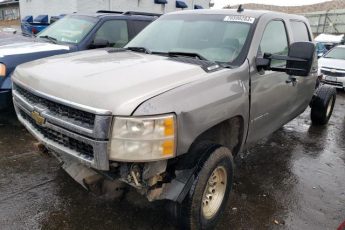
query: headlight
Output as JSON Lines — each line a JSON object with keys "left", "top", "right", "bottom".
{"left": 0, "top": 64, "right": 6, "bottom": 77}
{"left": 109, "top": 114, "right": 176, "bottom": 161}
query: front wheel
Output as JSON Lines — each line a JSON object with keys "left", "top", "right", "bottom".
{"left": 178, "top": 146, "right": 234, "bottom": 230}
{"left": 310, "top": 85, "right": 337, "bottom": 125}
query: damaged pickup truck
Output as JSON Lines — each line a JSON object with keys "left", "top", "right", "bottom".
{"left": 12, "top": 9, "right": 336, "bottom": 229}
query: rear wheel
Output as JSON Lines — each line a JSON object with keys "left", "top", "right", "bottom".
{"left": 311, "top": 85, "right": 336, "bottom": 125}
{"left": 177, "top": 146, "right": 234, "bottom": 230}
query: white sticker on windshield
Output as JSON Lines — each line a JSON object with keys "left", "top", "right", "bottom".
{"left": 223, "top": 15, "right": 255, "bottom": 24}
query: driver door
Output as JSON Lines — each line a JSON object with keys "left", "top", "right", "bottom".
{"left": 247, "top": 20, "right": 296, "bottom": 144}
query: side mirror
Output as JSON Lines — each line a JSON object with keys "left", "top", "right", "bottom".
{"left": 90, "top": 38, "right": 109, "bottom": 48}
{"left": 286, "top": 42, "right": 315, "bottom": 76}
{"left": 256, "top": 42, "right": 316, "bottom": 77}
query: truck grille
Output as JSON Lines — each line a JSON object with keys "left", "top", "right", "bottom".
{"left": 321, "top": 80, "right": 343, "bottom": 88}
{"left": 321, "top": 69, "right": 345, "bottom": 77}
{"left": 20, "top": 110, "right": 94, "bottom": 159}
{"left": 15, "top": 84, "right": 95, "bottom": 127}
{"left": 12, "top": 80, "right": 112, "bottom": 170}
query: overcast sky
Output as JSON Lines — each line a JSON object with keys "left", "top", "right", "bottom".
{"left": 213, "top": 0, "right": 332, "bottom": 9}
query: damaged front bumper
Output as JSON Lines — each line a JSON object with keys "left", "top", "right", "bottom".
{"left": 13, "top": 80, "right": 195, "bottom": 203}
{"left": 54, "top": 151, "right": 196, "bottom": 203}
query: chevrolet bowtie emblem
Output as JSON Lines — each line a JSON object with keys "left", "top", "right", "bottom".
{"left": 31, "top": 111, "right": 46, "bottom": 126}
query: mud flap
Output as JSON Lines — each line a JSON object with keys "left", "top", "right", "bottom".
{"left": 157, "top": 167, "right": 196, "bottom": 203}
{"left": 62, "top": 160, "right": 99, "bottom": 190}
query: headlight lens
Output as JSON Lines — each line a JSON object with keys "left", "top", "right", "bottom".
{"left": 0, "top": 64, "right": 6, "bottom": 77}
{"left": 109, "top": 114, "right": 176, "bottom": 161}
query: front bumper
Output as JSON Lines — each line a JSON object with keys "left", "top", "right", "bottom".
{"left": 321, "top": 75, "right": 345, "bottom": 89}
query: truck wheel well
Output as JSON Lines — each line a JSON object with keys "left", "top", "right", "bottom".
{"left": 174, "top": 116, "right": 244, "bottom": 170}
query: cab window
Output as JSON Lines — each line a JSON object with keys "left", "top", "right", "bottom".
{"left": 290, "top": 20, "right": 311, "bottom": 42}
{"left": 94, "top": 20, "right": 129, "bottom": 48}
{"left": 131, "top": 20, "right": 151, "bottom": 35}
{"left": 259, "top": 20, "right": 289, "bottom": 67}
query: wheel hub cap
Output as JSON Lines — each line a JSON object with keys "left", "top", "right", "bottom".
{"left": 201, "top": 166, "right": 227, "bottom": 220}
{"left": 326, "top": 96, "right": 333, "bottom": 117}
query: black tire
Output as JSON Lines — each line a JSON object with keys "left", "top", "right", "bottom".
{"left": 177, "top": 146, "right": 234, "bottom": 230}
{"left": 311, "top": 85, "right": 336, "bottom": 125}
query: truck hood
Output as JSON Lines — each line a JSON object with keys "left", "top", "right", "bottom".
{"left": 13, "top": 49, "right": 212, "bottom": 115}
{"left": 0, "top": 41, "right": 70, "bottom": 58}
{"left": 0, "top": 34, "right": 34, "bottom": 46}
{"left": 318, "top": 57, "right": 345, "bottom": 70}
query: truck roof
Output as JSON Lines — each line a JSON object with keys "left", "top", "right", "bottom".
{"left": 72, "top": 11, "right": 160, "bottom": 20}
{"left": 167, "top": 9, "right": 307, "bottom": 21}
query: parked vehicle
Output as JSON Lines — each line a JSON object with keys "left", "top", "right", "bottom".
{"left": 12, "top": 9, "right": 336, "bottom": 229}
{"left": 0, "top": 11, "right": 158, "bottom": 110}
{"left": 21, "top": 14, "right": 67, "bottom": 36}
{"left": 318, "top": 45, "right": 345, "bottom": 90}
{"left": 315, "top": 33, "right": 345, "bottom": 50}
{"left": 21, "top": 15, "right": 50, "bottom": 36}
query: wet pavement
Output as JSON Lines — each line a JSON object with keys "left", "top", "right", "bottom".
{"left": 0, "top": 92, "right": 344, "bottom": 230}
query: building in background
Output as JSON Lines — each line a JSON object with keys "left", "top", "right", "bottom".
{"left": 0, "top": 0, "right": 20, "bottom": 20}
{"left": 19, "top": 0, "right": 210, "bottom": 20}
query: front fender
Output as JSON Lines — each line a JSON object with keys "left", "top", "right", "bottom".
{"left": 133, "top": 62, "right": 250, "bottom": 156}
{"left": 150, "top": 142, "right": 222, "bottom": 203}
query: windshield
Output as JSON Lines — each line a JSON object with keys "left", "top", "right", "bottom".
{"left": 37, "top": 15, "right": 98, "bottom": 44}
{"left": 324, "top": 47, "right": 345, "bottom": 60}
{"left": 125, "top": 14, "right": 253, "bottom": 63}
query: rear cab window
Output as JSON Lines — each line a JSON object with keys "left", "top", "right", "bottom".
{"left": 131, "top": 20, "right": 152, "bottom": 35}
{"left": 95, "top": 20, "right": 129, "bottom": 48}
{"left": 290, "top": 20, "right": 311, "bottom": 42}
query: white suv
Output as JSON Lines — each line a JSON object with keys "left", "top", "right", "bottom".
{"left": 319, "top": 45, "right": 345, "bottom": 90}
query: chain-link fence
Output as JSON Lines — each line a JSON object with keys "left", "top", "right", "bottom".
{"left": 305, "top": 10, "right": 345, "bottom": 35}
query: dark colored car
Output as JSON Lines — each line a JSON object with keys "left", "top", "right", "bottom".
{"left": 0, "top": 11, "right": 159, "bottom": 110}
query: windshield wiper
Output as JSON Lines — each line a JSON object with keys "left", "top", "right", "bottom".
{"left": 127, "top": 47, "right": 152, "bottom": 54}
{"left": 168, "top": 51, "right": 208, "bottom": 61}
{"left": 215, "top": 62, "right": 233, "bottom": 69}
{"left": 39, "top": 35, "right": 57, "bottom": 44}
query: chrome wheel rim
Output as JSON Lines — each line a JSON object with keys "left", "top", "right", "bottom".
{"left": 326, "top": 96, "right": 334, "bottom": 117}
{"left": 201, "top": 166, "right": 227, "bottom": 220}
